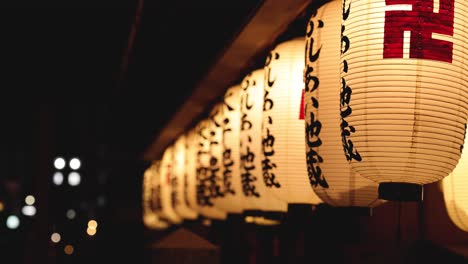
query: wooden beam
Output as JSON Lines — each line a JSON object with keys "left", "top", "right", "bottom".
{"left": 143, "top": 0, "right": 314, "bottom": 161}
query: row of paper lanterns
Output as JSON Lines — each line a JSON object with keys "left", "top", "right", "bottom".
{"left": 143, "top": 0, "right": 468, "bottom": 231}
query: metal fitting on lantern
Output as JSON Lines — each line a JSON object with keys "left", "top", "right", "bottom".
{"left": 378, "top": 183, "right": 423, "bottom": 202}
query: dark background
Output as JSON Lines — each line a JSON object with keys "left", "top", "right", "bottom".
{"left": 0, "top": 1, "right": 262, "bottom": 263}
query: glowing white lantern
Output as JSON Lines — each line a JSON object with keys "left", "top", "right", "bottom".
{"left": 339, "top": 0, "right": 468, "bottom": 200}
{"left": 184, "top": 128, "right": 201, "bottom": 213}
{"left": 261, "top": 37, "right": 322, "bottom": 205}
{"left": 159, "top": 146, "right": 183, "bottom": 224}
{"left": 304, "top": 0, "right": 383, "bottom": 207}
{"left": 194, "top": 120, "right": 227, "bottom": 220}
{"left": 441, "top": 127, "right": 468, "bottom": 232}
{"left": 239, "top": 68, "right": 288, "bottom": 214}
{"left": 210, "top": 84, "right": 246, "bottom": 214}
{"left": 173, "top": 134, "right": 199, "bottom": 220}
{"left": 142, "top": 166, "right": 169, "bottom": 230}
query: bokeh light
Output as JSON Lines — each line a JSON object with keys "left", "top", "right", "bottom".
{"left": 25, "top": 195, "right": 35, "bottom": 205}
{"left": 6, "top": 215, "right": 20, "bottom": 229}
{"left": 68, "top": 172, "right": 81, "bottom": 186}
{"left": 21, "top": 205, "right": 37, "bottom": 216}
{"left": 53, "top": 172, "right": 64, "bottom": 186}
{"left": 66, "top": 209, "right": 76, "bottom": 220}
{"left": 86, "top": 227, "right": 97, "bottom": 236}
{"left": 69, "top": 158, "right": 81, "bottom": 170}
{"left": 51, "top": 232, "right": 61, "bottom": 243}
{"left": 54, "top": 157, "right": 66, "bottom": 170}
{"left": 64, "top": 245, "right": 74, "bottom": 255}
{"left": 88, "top": 219, "right": 98, "bottom": 229}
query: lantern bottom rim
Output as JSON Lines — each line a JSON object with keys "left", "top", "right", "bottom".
{"left": 378, "top": 182, "right": 423, "bottom": 202}
{"left": 243, "top": 210, "right": 286, "bottom": 221}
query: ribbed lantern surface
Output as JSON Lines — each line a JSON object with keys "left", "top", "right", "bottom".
{"left": 142, "top": 165, "right": 169, "bottom": 229}
{"left": 239, "top": 68, "right": 288, "bottom": 213}
{"left": 262, "top": 37, "right": 322, "bottom": 205}
{"left": 442, "top": 127, "right": 468, "bottom": 232}
{"left": 194, "top": 119, "right": 227, "bottom": 220}
{"left": 184, "top": 128, "right": 201, "bottom": 214}
{"left": 340, "top": 0, "right": 468, "bottom": 199}
{"left": 304, "top": 0, "right": 383, "bottom": 207}
{"left": 173, "top": 135, "right": 199, "bottom": 219}
{"left": 159, "top": 145, "right": 183, "bottom": 224}
{"left": 210, "top": 91, "right": 246, "bottom": 213}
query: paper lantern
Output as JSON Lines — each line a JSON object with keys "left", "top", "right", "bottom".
{"left": 441, "top": 127, "right": 468, "bottom": 232}
{"left": 304, "top": 0, "right": 384, "bottom": 207}
{"left": 184, "top": 128, "right": 201, "bottom": 213}
{"left": 148, "top": 161, "right": 166, "bottom": 221}
{"left": 239, "top": 68, "right": 288, "bottom": 214}
{"left": 194, "top": 119, "right": 227, "bottom": 220}
{"left": 142, "top": 165, "right": 169, "bottom": 229}
{"left": 159, "top": 145, "right": 183, "bottom": 224}
{"left": 339, "top": 0, "right": 468, "bottom": 200}
{"left": 209, "top": 93, "right": 246, "bottom": 214}
{"left": 261, "top": 36, "right": 322, "bottom": 205}
{"left": 173, "top": 134, "right": 199, "bottom": 220}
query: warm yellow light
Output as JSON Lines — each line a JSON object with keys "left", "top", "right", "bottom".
{"left": 51, "top": 232, "right": 61, "bottom": 243}
{"left": 86, "top": 227, "right": 97, "bottom": 236}
{"left": 25, "top": 195, "right": 35, "bottom": 205}
{"left": 244, "top": 216, "right": 255, "bottom": 223}
{"left": 442, "top": 128, "right": 468, "bottom": 232}
{"left": 0, "top": 201, "right": 4, "bottom": 212}
{"left": 141, "top": 166, "right": 170, "bottom": 230}
{"left": 210, "top": 84, "right": 246, "bottom": 214}
{"left": 87, "top": 220, "right": 98, "bottom": 229}
{"left": 202, "top": 219, "right": 212, "bottom": 227}
{"left": 239, "top": 68, "right": 287, "bottom": 213}
{"left": 254, "top": 216, "right": 281, "bottom": 226}
{"left": 262, "top": 36, "right": 322, "bottom": 205}
{"left": 192, "top": 119, "right": 227, "bottom": 220}
{"left": 172, "top": 135, "right": 198, "bottom": 220}
{"left": 339, "top": 0, "right": 468, "bottom": 197}
{"left": 64, "top": 245, "right": 74, "bottom": 255}
{"left": 159, "top": 145, "right": 183, "bottom": 224}
{"left": 184, "top": 129, "right": 201, "bottom": 213}
{"left": 304, "top": 0, "right": 383, "bottom": 207}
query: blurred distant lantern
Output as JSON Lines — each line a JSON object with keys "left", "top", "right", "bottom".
{"left": 239, "top": 68, "right": 287, "bottom": 215}
{"left": 194, "top": 119, "right": 227, "bottom": 220}
{"left": 173, "top": 134, "right": 199, "bottom": 220}
{"left": 338, "top": 0, "right": 468, "bottom": 201}
{"left": 142, "top": 165, "right": 169, "bottom": 230}
{"left": 254, "top": 216, "right": 281, "bottom": 226}
{"left": 304, "top": 0, "right": 383, "bottom": 207}
{"left": 209, "top": 84, "right": 246, "bottom": 214}
{"left": 441, "top": 127, "right": 468, "bottom": 232}
{"left": 244, "top": 216, "right": 281, "bottom": 226}
{"left": 261, "top": 36, "right": 322, "bottom": 205}
{"left": 184, "top": 128, "right": 201, "bottom": 214}
{"left": 159, "top": 145, "right": 183, "bottom": 224}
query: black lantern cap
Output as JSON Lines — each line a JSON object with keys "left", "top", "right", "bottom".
{"left": 378, "top": 182, "right": 423, "bottom": 202}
